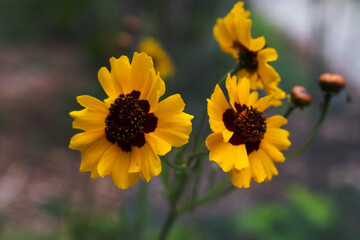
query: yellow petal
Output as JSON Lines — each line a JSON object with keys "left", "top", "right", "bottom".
{"left": 260, "top": 141, "right": 285, "bottom": 162}
{"left": 257, "top": 148, "right": 278, "bottom": 181}
{"left": 207, "top": 85, "right": 231, "bottom": 133}
{"left": 206, "top": 133, "right": 249, "bottom": 172}
{"left": 263, "top": 128, "right": 291, "bottom": 150}
{"left": 237, "top": 77, "right": 250, "bottom": 105}
{"left": 230, "top": 168, "right": 251, "bottom": 188}
{"left": 266, "top": 115, "right": 288, "bottom": 128}
{"left": 222, "top": 129, "right": 234, "bottom": 142}
{"left": 69, "top": 129, "right": 104, "bottom": 150}
{"left": 70, "top": 109, "right": 106, "bottom": 131}
{"left": 233, "top": 144, "right": 249, "bottom": 171}
{"left": 79, "top": 136, "right": 112, "bottom": 174}
{"left": 258, "top": 48, "right": 278, "bottom": 62}
{"left": 234, "top": 15, "right": 252, "bottom": 49}
{"left": 153, "top": 94, "right": 193, "bottom": 147}
{"left": 247, "top": 91, "right": 259, "bottom": 107}
{"left": 111, "top": 149, "right": 139, "bottom": 189}
{"left": 145, "top": 133, "right": 172, "bottom": 156}
{"left": 110, "top": 55, "right": 131, "bottom": 94}
{"left": 262, "top": 83, "right": 286, "bottom": 107}
{"left": 76, "top": 95, "right": 108, "bottom": 113}
{"left": 249, "top": 151, "right": 267, "bottom": 183}
{"left": 230, "top": 1, "right": 249, "bottom": 18}
{"left": 136, "top": 143, "right": 162, "bottom": 182}
{"left": 143, "top": 74, "right": 166, "bottom": 112}
{"left": 128, "top": 147, "right": 141, "bottom": 173}
{"left": 98, "top": 67, "right": 119, "bottom": 99}
{"left": 130, "top": 52, "right": 165, "bottom": 111}
{"left": 213, "top": 19, "right": 234, "bottom": 55}
{"left": 225, "top": 74, "right": 239, "bottom": 108}
{"left": 254, "top": 95, "right": 273, "bottom": 112}
{"left": 97, "top": 143, "right": 118, "bottom": 177}
{"left": 249, "top": 36, "right": 266, "bottom": 52}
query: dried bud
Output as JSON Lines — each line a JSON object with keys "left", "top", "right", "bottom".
{"left": 290, "top": 86, "right": 312, "bottom": 108}
{"left": 318, "top": 73, "right": 345, "bottom": 94}
{"left": 123, "top": 15, "right": 142, "bottom": 32}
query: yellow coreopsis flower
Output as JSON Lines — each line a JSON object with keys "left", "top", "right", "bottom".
{"left": 206, "top": 74, "right": 291, "bottom": 188}
{"left": 139, "top": 37, "right": 174, "bottom": 79}
{"left": 69, "top": 52, "right": 193, "bottom": 189}
{"left": 213, "top": 1, "right": 285, "bottom": 106}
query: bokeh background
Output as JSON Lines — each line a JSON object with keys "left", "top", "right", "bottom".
{"left": 0, "top": 0, "right": 359, "bottom": 239}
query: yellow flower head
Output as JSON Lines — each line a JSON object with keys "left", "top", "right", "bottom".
{"left": 206, "top": 74, "right": 291, "bottom": 188}
{"left": 69, "top": 52, "right": 193, "bottom": 189}
{"left": 139, "top": 37, "right": 174, "bottom": 79}
{"left": 213, "top": 1, "right": 285, "bottom": 106}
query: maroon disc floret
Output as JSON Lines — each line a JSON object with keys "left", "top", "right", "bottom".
{"left": 223, "top": 103, "right": 266, "bottom": 154}
{"left": 105, "top": 90, "right": 157, "bottom": 152}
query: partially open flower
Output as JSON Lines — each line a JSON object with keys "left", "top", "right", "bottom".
{"left": 318, "top": 73, "right": 346, "bottom": 94}
{"left": 213, "top": 1, "right": 285, "bottom": 106}
{"left": 290, "top": 86, "right": 312, "bottom": 108}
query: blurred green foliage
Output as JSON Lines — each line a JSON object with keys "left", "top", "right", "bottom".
{"left": 232, "top": 185, "right": 360, "bottom": 240}
{"left": 2, "top": 185, "right": 357, "bottom": 240}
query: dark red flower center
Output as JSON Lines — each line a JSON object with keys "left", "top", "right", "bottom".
{"left": 232, "top": 41, "right": 258, "bottom": 72}
{"left": 223, "top": 103, "right": 266, "bottom": 154}
{"left": 105, "top": 90, "right": 157, "bottom": 152}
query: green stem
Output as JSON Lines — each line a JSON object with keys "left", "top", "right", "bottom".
{"left": 134, "top": 182, "right": 148, "bottom": 239}
{"left": 161, "top": 156, "right": 187, "bottom": 171}
{"left": 286, "top": 94, "right": 332, "bottom": 159}
{"left": 158, "top": 65, "right": 241, "bottom": 239}
{"left": 283, "top": 104, "right": 296, "bottom": 118}
{"left": 188, "top": 151, "right": 208, "bottom": 158}
{"left": 158, "top": 206, "right": 177, "bottom": 240}
{"left": 217, "top": 65, "right": 240, "bottom": 86}
{"left": 178, "top": 182, "right": 235, "bottom": 214}
{"left": 159, "top": 171, "right": 187, "bottom": 240}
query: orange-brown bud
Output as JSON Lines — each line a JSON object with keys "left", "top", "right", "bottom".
{"left": 318, "top": 73, "right": 345, "bottom": 94}
{"left": 116, "top": 32, "right": 134, "bottom": 49}
{"left": 290, "top": 86, "right": 312, "bottom": 108}
{"left": 123, "top": 15, "right": 142, "bottom": 32}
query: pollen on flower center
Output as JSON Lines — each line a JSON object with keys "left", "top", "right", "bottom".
{"left": 232, "top": 41, "right": 258, "bottom": 72}
{"left": 105, "top": 93, "right": 146, "bottom": 143}
{"left": 235, "top": 105, "right": 266, "bottom": 142}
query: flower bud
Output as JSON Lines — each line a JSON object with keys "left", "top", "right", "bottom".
{"left": 318, "top": 73, "right": 345, "bottom": 94}
{"left": 123, "top": 15, "right": 142, "bottom": 32}
{"left": 116, "top": 32, "right": 134, "bottom": 49}
{"left": 290, "top": 86, "right": 312, "bottom": 108}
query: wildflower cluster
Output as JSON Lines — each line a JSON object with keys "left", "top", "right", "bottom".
{"left": 69, "top": 2, "right": 346, "bottom": 239}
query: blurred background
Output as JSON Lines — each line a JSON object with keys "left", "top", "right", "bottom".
{"left": 0, "top": 0, "right": 359, "bottom": 239}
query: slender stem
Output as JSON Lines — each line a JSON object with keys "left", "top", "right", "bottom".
{"left": 178, "top": 176, "right": 230, "bottom": 213}
{"left": 286, "top": 94, "right": 332, "bottom": 159}
{"left": 158, "top": 206, "right": 177, "bottom": 240}
{"left": 206, "top": 165, "right": 217, "bottom": 191}
{"left": 159, "top": 171, "right": 187, "bottom": 240}
{"left": 161, "top": 156, "right": 187, "bottom": 171}
{"left": 283, "top": 104, "right": 296, "bottom": 118}
{"left": 178, "top": 183, "right": 235, "bottom": 214}
{"left": 134, "top": 182, "right": 148, "bottom": 239}
{"left": 188, "top": 151, "right": 208, "bottom": 158}
{"left": 158, "top": 65, "right": 241, "bottom": 240}
{"left": 217, "top": 65, "right": 240, "bottom": 86}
